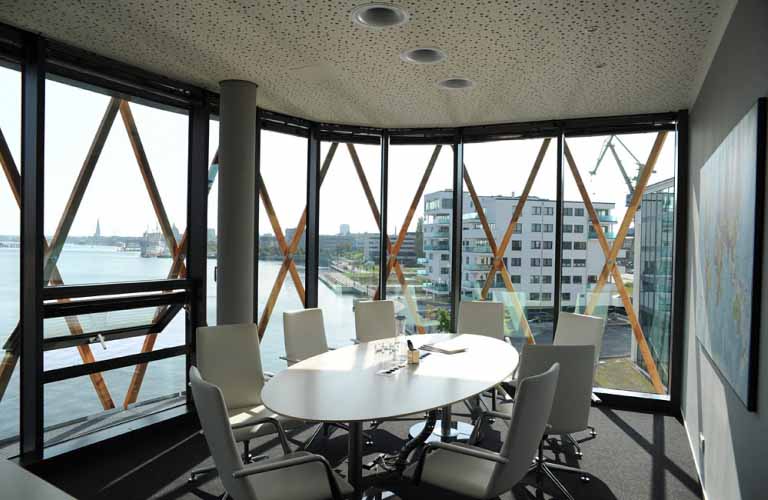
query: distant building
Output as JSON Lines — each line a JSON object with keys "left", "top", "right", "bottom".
{"left": 207, "top": 228, "right": 216, "bottom": 242}
{"left": 632, "top": 178, "right": 675, "bottom": 387}
{"left": 423, "top": 190, "right": 623, "bottom": 308}
{"left": 94, "top": 218, "right": 101, "bottom": 239}
{"left": 339, "top": 224, "right": 350, "bottom": 236}
{"left": 363, "top": 232, "right": 418, "bottom": 267}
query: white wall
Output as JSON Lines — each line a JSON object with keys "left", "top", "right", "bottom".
{"left": 684, "top": 1, "right": 768, "bottom": 498}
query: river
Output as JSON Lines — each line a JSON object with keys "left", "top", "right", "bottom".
{"left": 0, "top": 245, "right": 359, "bottom": 440}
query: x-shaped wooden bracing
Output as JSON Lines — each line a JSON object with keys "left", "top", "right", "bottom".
{"left": 468, "top": 138, "right": 553, "bottom": 343}
{"left": 257, "top": 142, "right": 429, "bottom": 339}
{"left": 563, "top": 132, "right": 667, "bottom": 394}
{"left": 0, "top": 98, "right": 219, "bottom": 409}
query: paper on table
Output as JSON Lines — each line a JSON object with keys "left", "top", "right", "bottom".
{"left": 420, "top": 341, "right": 467, "bottom": 355}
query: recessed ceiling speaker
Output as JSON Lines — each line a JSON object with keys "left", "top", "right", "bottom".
{"left": 352, "top": 3, "right": 409, "bottom": 28}
{"left": 437, "top": 78, "right": 475, "bottom": 90}
{"left": 400, "top": 47, "right": 447, "bottom": 64}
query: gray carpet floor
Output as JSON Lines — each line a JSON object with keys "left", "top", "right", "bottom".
{"left": 32, "top": 404, "right": 702, "bottom": 500}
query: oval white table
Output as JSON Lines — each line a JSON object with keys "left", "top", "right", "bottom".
{"left": 262, "top": 333, "right": 519, "bottom": 498}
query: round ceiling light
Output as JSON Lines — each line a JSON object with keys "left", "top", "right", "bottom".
{"left": 437, "top": 78, "right": 475, "bottom": 90}
{"left": 351, "top": 3, "right": 409, "bottom": 28}
{"left": 400, "top": 47, "right": 447, "bottom": 64}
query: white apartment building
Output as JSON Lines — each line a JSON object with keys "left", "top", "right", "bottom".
{"left": 423, "top": 190, "right": 624, "bottom": 309}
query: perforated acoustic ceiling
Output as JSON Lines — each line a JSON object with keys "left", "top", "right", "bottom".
{"left": 0, "top": 0, "right": 735, "bottom": 127}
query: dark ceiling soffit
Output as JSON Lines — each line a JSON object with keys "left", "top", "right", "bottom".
{"left": 0, "top": 22, "right": 22, "bottom": 62}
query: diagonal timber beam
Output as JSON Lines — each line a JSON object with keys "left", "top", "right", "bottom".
{"left": 463, "top": 165, "right": 535, "bottom": 343}
{"left": 347, "top": 144, "right": 426, "bottom": 333}
{"left": 0, "top": 127, "right": 20, "bottom": 206}
{"left": 123, "top": 151, "right": 220, "bottom": 408}
{"left": 44, "top": 98, "right": 120, "bottom": 280}
{"left": 0, "top": 120, "right": 116, "bottom": 409}
{"left": 582, "top": 132, "right": 667, "bottom": 313}
{"left": 480, "top": 138, "right": 551, "bottom": 299}
{"left": 377, "top": 145, "right": 443, "bottom": 304}
{"left": 119, "top": 100, "right": 181, "bottom": 264}
{"left": 564, "top": 132, "right": 668, "bottom": 394}
{"left": 256, "top": 143, "right": 339, "bottom": 338}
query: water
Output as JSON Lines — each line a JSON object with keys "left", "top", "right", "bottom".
{"left": 0, "top": 245, "right": 359, "bottom": 440}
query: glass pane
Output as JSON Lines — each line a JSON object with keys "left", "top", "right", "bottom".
{"left": 257, "top": 130, "right": 307, "bottom": 373}
{"left": 207, "top": 118, "right": 220, "bottom": 325}
{"left": 44, "top": 80, "right": 188, "bottom": 286}
{"left": 0, "top": 64, "right": 21, "bottom": 457}
{"left": 388, "top": 143, "right": 453, "bottom": 333}
{"left": 318, "top": 142, "right": 380, "bottom": 348}
{"left": 461, "top": 137, "right": 558, "bottom": 348}
{"left": 43, "top": 356, "right": 185, "bottom": 447}
{"left": 562, "top": 131, "right": 676, "bottom": 395}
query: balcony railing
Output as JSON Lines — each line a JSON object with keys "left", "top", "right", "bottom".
{"left": 423, "top": 282, "right": 450, "bottom": 293}
{"left": 589, "top": 228, "right": 616, "bottom": 239}
{"left": 464, "top": 263, "right": 490, "bottom": 271}
{"left": 424, "top": 242, "right": 450, "bottom": 251}
{"left": 464, "top": 243, "right": 492, "bottom": 253}
{"left": 598, "top": 214, "right": 618, "bottom": 223}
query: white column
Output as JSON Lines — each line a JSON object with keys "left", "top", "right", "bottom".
{"left": 217, "top": 80, "right": 257, "bottom": 325}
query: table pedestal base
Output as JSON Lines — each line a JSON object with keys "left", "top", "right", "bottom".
{"left": 408, "top": 419, "right": 474, "bottom": 442}
{"left": 361, "top": 488, "right": 398, "bottom": 500}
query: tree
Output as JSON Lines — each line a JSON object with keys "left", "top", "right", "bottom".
{"left": 415, "top": 216, "right": 425, "bottom": 258}
{"left": 436, "top": 308, "right": 450, "bottom": 332}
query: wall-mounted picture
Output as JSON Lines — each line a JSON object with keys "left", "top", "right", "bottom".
{"left": 696, "top": 98, "right": 765, "bottom": 411}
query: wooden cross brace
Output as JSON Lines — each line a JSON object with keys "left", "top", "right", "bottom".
{"left": 462, "top": 163, "right": 535, "bottom": 343}
{"left": 255, "top": 143, "right": 339, "bottom": 338}
{"left": 346, "top": 143, "right": 426, "bottom": 334}
{"left": 371, "top": 146, "right": 442, "bottom": 333}
{"left": 563, "top": 131, "right": 668, "bottom": 394}
{"left": 0, "top": 104, "right": 118, "bottom": 409}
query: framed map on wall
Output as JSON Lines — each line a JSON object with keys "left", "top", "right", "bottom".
{"left": 696, "top": 99, "right": 765, "bottom": 411}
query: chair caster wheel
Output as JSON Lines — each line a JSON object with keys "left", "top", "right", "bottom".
{"left": 488, "top": 418, "right": 496, "bottom": 424}
{"left": 188, "top": 476, "right": 198, "bottom": 484}
{"left": 365, "top": 439, "right": 374, "bottom": 446}
{"left": 575, "top": 451, "right": 583, "bottom": 458}
{"left": 580, "top": 475, "right": 590, "bottom": 483}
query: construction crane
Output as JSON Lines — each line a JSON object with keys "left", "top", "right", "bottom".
{"left": 589, "top": 135, "right": 647, "bottom": 206}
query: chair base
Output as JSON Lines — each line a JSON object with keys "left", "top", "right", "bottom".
{"left": 529, "top": 440, "right": 591, "bottom": 500}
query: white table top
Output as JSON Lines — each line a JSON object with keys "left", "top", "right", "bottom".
{"left": 261, "top": 333, "right": 519, "bottom": 423}
{"left": 0, "top": 459, "right": 76, "bottom": 499}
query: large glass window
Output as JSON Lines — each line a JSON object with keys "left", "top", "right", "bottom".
{"left": 43, "top": 356, "right": 185, "bottom": 447}
{"left": 0, "top": 64, "right": 21, "bottom": 457}
{"left": 562, "top": 131, "right": 676, "bottom": 396}
{"left": 387, "top": 143, "right": 454, "bottom": 333}
{"left": 318, "top": 141, "right": 380, "bottom": 346}
{"left": 40, "top": 78, "right": 190, "bottom": 443}
{"left": 256, "top": 130, "right": 307, "bottom": 372}
{"left": 207, "top": 118, "right": 220, "bottom": 325}
{"left": 461, "top": 137, "right": 557, "bottom": 347}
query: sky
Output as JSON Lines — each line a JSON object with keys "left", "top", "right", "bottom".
{"left": 0, "top": 65, "right": 677, "bottom": 239}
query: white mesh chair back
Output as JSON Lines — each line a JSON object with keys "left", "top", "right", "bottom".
{"left": 517, "top": 344, "right": 595, "bottom": 434}
{"left": 488, "top": 363, "right": 560, "bottom": 496}
{"left": 196, "top": 323, "right": 265, "bottom": 409}
{"left": 457, "top": 300, "right": 505, "bottom": 340}
{"left": 190, "top": 366, "right": 257, "bottom": 500}
{"left": 283, "top": 308, "right": 329, "bottom": 366}
{"left": 554, "top": 311, "right": 605, "bottom": 368}
{"left": 354, "top": 300, "right": 396, "bottom": 343}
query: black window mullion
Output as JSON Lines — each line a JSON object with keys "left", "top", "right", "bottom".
{"left": 19, "top": 34, "right": 45, "bottom": 461}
